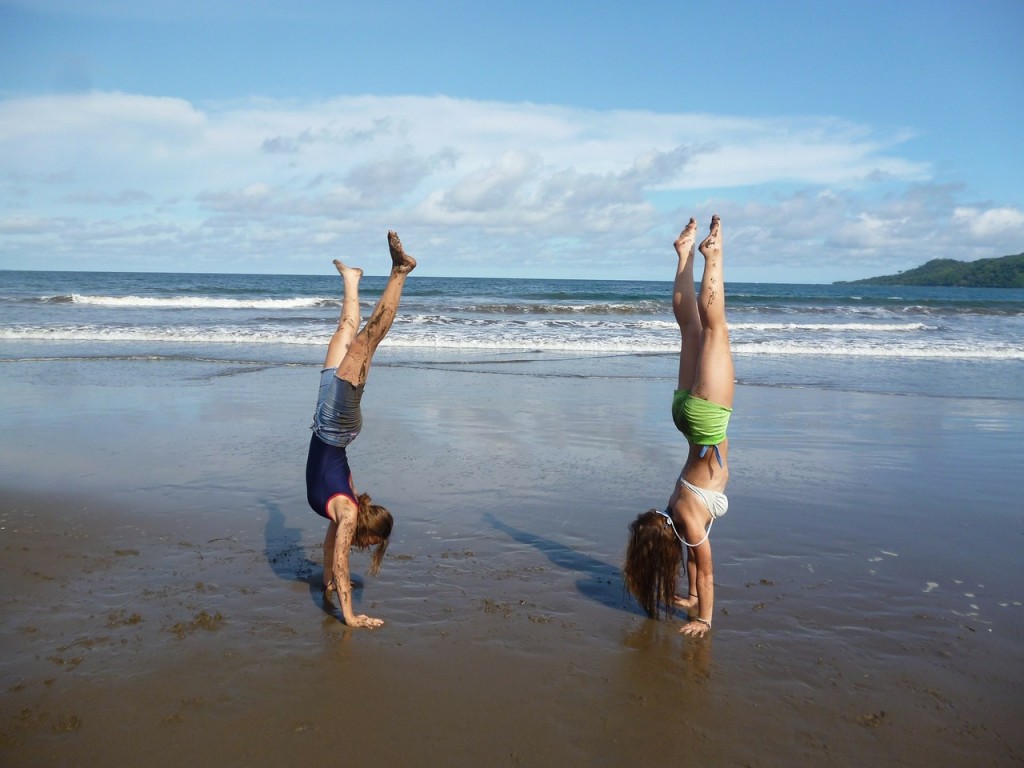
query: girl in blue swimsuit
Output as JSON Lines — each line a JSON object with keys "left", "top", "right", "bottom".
{"left": 624, "top": 216, "right": 734, "bottom": 638}
{"left": 305, "top": 230, "right": 416, "bottom": 629}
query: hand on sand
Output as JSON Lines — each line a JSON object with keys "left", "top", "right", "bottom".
{"left": 679, "top": 620, "right": 711, "bottom": 638}
{"left": 672, "top": 594, "right": 698, "bottom": 614}
{"left": 346, "top": 614, "right": 384, "bottom": 629}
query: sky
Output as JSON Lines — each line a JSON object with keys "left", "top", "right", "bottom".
{"left": 0, "top": 0, "right": 1022, "bottom": 282}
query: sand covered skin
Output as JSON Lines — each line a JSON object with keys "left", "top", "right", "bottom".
{"left": 1, "top": 357, "right": 1023, "bottom": 766}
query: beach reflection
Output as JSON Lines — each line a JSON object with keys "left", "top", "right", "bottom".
{"left": 621, "top": 618, "right": 713, "bottom": 682}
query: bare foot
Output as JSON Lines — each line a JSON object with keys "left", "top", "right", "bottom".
{"left": 698, "top": 215, "right": 721, "bottom": 259}
{"left": 333, "top": 259, "right": 363, "bottom": 280}
{"left": 673, "top": 218, "right": 697, "bottom": 258}
{"left": 387, "top": 230, "right": 417, "bottom": 274}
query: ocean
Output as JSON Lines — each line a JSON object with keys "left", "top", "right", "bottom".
{"left": 2, "top": 269, "right": 1023, "bottom": 400}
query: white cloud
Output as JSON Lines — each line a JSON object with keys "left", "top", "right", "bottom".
{"left": 0, "top": 90, "right": 1017, "bottom": 280}
{"left": 953, "top": 206, "right": 1024, "bottom": 238}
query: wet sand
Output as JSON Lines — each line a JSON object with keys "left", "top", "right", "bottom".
{"left": 1, "top": 358, "right": 1022, "bottom": 766}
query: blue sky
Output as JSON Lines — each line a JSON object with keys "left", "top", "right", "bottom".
{"left": 1, "top": 0, "right": 1021, "bottom": 282}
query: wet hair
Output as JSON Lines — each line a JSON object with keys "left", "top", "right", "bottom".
{"left": 623, "top": 509, "right": 683, "bottom": 619}
{"left": 355, "top": 492, "right": 393, "bottom": 577}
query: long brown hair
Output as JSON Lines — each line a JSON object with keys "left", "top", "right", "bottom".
{"left": 355, "top": 492, "right": 393, "bottom": 576}
{"left": 623, "top": 509, "right": 683, "bottom": 619}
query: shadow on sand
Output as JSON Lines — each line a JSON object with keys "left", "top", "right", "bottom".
{"left": 261, "top": 500, "right": 364, "bottom": 619}
{"left": 483, "top": 511, "right": 639, "bottom": 615}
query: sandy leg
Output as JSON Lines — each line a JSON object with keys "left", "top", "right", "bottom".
{"left": 697, "top": 214, "right": 721, "bottom": 261}
{"left": 387, "top": 230, "right": 417, "bottom": 273}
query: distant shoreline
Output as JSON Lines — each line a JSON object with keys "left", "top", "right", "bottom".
{"left": 836, "top": 251, "right": 1024, "bottom": 288}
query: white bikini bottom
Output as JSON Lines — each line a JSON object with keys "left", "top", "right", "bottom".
{"left": 679, "top": 476, "right": 728, "bottom": 520}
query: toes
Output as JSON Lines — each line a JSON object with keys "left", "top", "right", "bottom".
{"left": 674, "top": 219, "right": 698, "bottom": 251}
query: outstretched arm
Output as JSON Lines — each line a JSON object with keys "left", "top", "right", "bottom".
{"left": 679, "top": 532, "right": 714, "bottom": 637}
{"left": 328, "top": 497, "right": 384, "bottom": 628}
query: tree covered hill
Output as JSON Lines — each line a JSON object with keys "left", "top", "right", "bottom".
{"left": 836, "top": 252, "right": 1024, "bottom": 288}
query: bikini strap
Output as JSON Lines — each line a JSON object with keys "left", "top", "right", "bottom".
{"left": 654, "top": 509, "right": 713, "bottom": 549}
{"left": 699, "top": 443, "right": 723, "bottom": 468}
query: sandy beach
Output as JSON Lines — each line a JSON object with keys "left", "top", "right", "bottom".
{"left": 2, "top": 355, "right": 1022, "bottom": 767}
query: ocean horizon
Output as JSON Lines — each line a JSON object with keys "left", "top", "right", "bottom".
{"left": 3, "top": 268, "right": 1023, "bottom": 401}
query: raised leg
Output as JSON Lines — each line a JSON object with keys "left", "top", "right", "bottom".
{"left": 337, "top": 230, "right": 416, "bottom": 386}
{"left": 323, "top": 261, "right": 363, "bottom": 370}
{"left": 673, "top": 218, "right": 703, "bottom": 391}
{"left": 691, "top": 216, "right": 734, "bottom": 409}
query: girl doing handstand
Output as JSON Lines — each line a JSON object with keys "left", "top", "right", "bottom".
{"left": 305, "top": 230, "right": 416, "bottom": 628}
{"left": 624, "top": 216, "right": 734, "bottom": 638}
